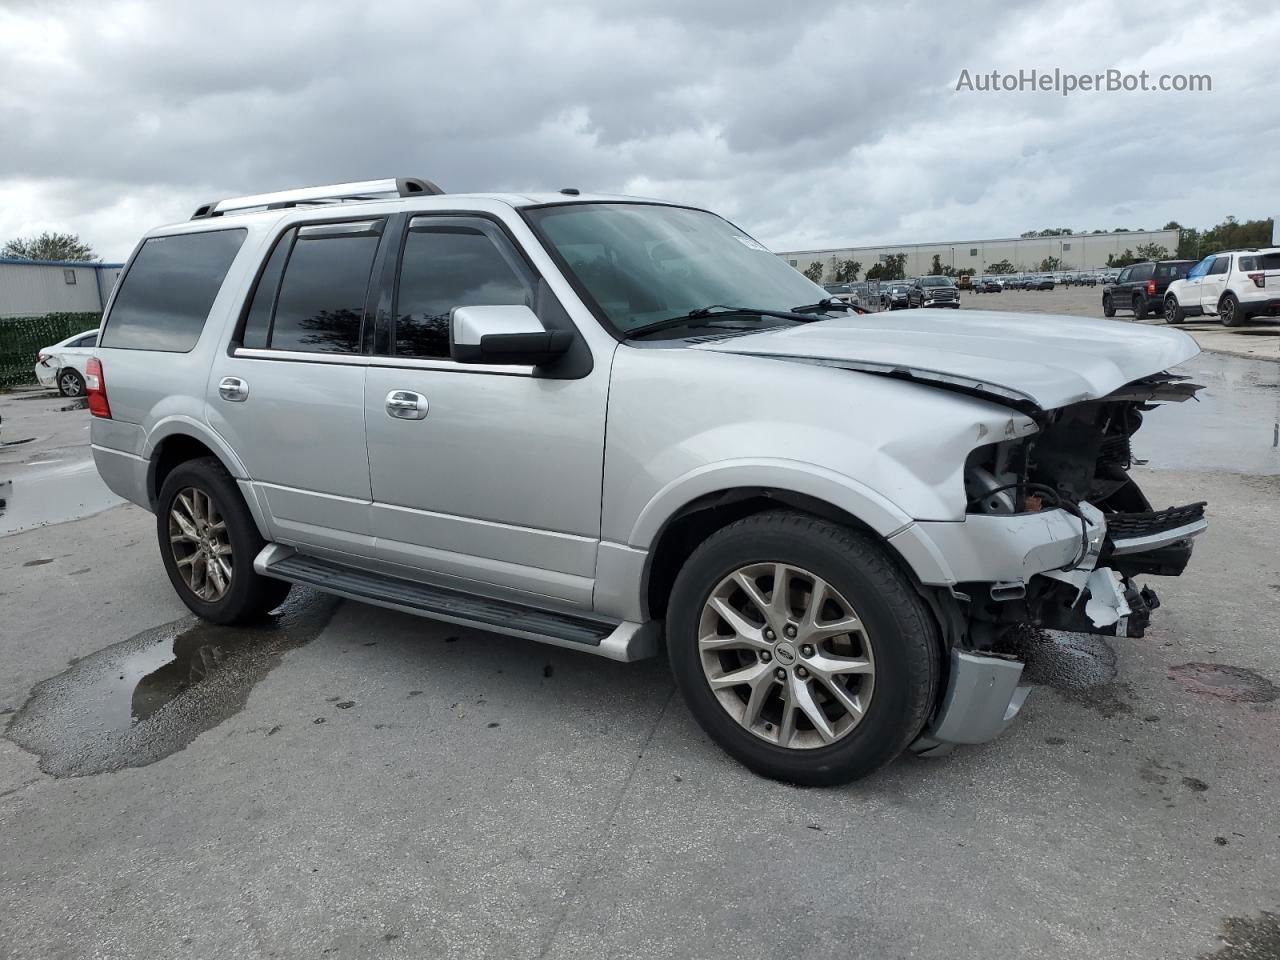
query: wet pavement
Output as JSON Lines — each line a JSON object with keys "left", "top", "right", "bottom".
{"left": 7, "top": 590, "right": 337, "bottom": 777}
{"left": 1, "top": 353, "right": 1278, "bottom": 959}
{"left": 1138, "top": 352, "right": 1280, "bottom": 476}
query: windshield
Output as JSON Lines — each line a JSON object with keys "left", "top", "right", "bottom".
{"left": 920, "top": 276, "right": 952, "bottom": 287}
{"left": 523, "top": 203, "right": 824, "bottom": 334}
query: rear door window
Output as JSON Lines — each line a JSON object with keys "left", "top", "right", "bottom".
{"left": 254, "top": 220, "right": 383, "bottom": 354}
{"left": 101, "top": 229, "right": 246, "bottom": 352}
{"left": 1238, "top": 253, "right": 1280, "bottom": 270}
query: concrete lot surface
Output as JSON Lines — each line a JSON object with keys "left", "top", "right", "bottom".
{"left": 1, "top": 347, "right": 1278, "bottom": 959}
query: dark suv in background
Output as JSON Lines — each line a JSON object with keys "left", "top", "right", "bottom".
{"left": 908, "top": 276, "right": 960, "bottom": 309}
{"left": 1102, "top": 260, "right": 1195, "bottom": 320}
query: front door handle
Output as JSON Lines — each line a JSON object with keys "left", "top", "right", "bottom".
{"left": 218, "top": 377, "right": 249, "bottom": 402}
{"left": 385, "top": 390, "right": 429, "bottom": 420}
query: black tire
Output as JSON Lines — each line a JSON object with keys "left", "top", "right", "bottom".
{"left": 1219, "top": 292, "right": 1244, "bottom": 327}
{"left": 1132, "top": 294, "right": 1148, "bottom": 320}
{"left": 1102, "top": 294, "right": 1115, "bottom": 318}
{"left": 666, "top": 510, "right": 941, "bottom": 786}
{"left": 57, "top": 368, "right": 85, "bottom": 397}
{"left": 157, "top": 456, "right": 291, "bottom": 624}
{"left": 1164, "top": 295, "right": 1185, "bottom": 324}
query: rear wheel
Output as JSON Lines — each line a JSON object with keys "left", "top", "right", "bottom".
{"left": 1102, "top": 294, "right": 1115, "bottom": 317}
{"left": 1132, "top": 294, "right": 1148, "bottom": 320}
{"left": 157, "top": 457, "right": 291, "bottom": 624}
{"left": 57, "top": 368, "right": 85, "bottom": 397}
{"left": 666, "top": 511, "right": 940, "bottom": 786}
{"left": 1164, "top": 296, "right": 1185, "bottom": 324}
{"left": 1219, "top": 292, "right": 1244, "bottom": 327}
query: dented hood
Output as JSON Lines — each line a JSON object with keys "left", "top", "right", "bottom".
{"left": 691, "top": 309, "right": 1200, "bottom": 410}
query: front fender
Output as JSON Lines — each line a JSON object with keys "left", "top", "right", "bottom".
{"left": 627, "top": 458, "right": 913, "bottom": 548}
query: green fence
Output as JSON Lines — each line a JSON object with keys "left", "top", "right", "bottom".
{"left": 0, "top": 312, "right": 102, "bottom": 389}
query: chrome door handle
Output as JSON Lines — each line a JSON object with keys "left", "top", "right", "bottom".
{"left": 385, "top": 390, "right": 429, "bottom": 420}
{"left": 218, "top": 377, "right": 249, "bottom": 402}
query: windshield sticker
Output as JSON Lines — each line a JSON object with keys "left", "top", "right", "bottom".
{"left": 732, "top": 235, "right": 771, "bottom": 253}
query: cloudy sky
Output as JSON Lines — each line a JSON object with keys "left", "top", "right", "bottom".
{"left": 1, "top": 0, "right": 1277, "bottom": 261}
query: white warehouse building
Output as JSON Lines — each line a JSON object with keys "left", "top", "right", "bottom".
{"left": 778, "top": 229, "right": 1181, "bottom": 279}
{"left": 0, "top": 258, "right": 125, "bottom": 318}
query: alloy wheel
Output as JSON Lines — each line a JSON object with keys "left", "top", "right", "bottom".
{"left": 59, "top": 371, "right": 83, "bottom": 396}
{"left": 697, "top": 562, "right": 875, "bottom": 749}
{"left": 1221, "top": 298, "right": 1234, "bottom": 324}
{"left": 168, "top": 486, "right": 233, "bottom": 601}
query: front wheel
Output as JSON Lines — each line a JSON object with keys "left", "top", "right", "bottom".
{"left": 1164, "top": 296, "right": 1185, "bottom": 324}
{"left": 666, "top": 511, "right": 941, "bottom": 786}
{"left": 157, "top": 457, "right": 291, "bottom": 624}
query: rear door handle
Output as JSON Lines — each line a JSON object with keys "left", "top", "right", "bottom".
{"left": 218, "top": 377, "right": 249, "bottom": 402}
{"left": 385, "top": 390, "right": 429, "bottom": 420}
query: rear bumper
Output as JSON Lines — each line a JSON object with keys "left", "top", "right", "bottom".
{"left": 91, "top": 444, "right": 150, "bottom": 510}
{"left": 1240, "top": 296, "right": 1280, "bottom": 317}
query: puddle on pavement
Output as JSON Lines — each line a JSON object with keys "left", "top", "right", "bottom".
{"left": 4, "top": 589, "right": 339, "bottom": 777}
{"left": 0, "top": 457, "right": 123, "bottom": 536}
{"left": 1137, "top": 352, "right": 1280, "bottom": 476}
{"left": 1199, "top": 910, "right": 1280, "bottom": 959}
{"left": 1000, "top": 627, "right": 1118, "bottom": 689}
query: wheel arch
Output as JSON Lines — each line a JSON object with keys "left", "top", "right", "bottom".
{"left": 143, "top": 421, "right": 268, "bottom": 535}
{"left": 636, "top": 467, "right": 918, "bottom": 622}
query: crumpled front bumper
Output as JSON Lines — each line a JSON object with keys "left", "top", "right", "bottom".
{"left": 895, "top": 501, "right": 1206, "bottom": 753}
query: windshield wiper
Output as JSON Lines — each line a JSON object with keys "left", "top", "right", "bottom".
{"left": 789, "top": 298, "right": 866, "bottom": 315}
{"left": 627, "top": 304, "right": 818, "bottom": 339}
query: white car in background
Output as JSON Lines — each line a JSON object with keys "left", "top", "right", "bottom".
{"left": 1163, "top": 249, "right": 1280, "bottom": 326}
{"left": 34, "top": 329, "right": 99, "bottom": 396}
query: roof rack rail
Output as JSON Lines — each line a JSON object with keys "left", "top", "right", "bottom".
{"left": 190, "top": 177, "right": 444, "bottom": 220}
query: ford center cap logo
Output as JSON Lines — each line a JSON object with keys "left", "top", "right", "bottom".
{"left": 774, "top": 642, "right": 797, "bottom": 665}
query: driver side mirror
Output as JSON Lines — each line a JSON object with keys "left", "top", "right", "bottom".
{"left": 450, "top": 305, "right": 573, "bottom": 366}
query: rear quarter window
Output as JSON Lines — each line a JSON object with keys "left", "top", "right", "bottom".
{"left": 1238, "top": 253, "right": 1280, "bottom": 271}
{"left": 101, "top": 229, "right": 246, "bottom": 352}
{"left": 1155, "top": 263, "right": 1190, "bottom": 279}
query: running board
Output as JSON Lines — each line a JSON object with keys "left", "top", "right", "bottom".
{"left": 253, "top": 545, "right": 660, "bottom": 662}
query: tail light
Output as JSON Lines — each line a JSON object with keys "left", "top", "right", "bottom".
{"left": 1248, "top": 272, "right": 1265, "bottom": 288}
{"left": 1145, "top": 279, "right": 1156, "bottom": 296}
{"left": 85, "top": 357, "right": 111, "bottom": 418}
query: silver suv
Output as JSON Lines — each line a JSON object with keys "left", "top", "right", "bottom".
{"left": 88, "top": 178, "right": 1208, "bottom": 784}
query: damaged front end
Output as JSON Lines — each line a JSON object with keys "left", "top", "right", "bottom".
{"left": 961, "top": 371, "right": 1205, "bottom": 644}
{"left": 910, "top": 372, "right": 1207, "bottom": 755}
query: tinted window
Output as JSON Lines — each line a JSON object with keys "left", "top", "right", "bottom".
{"left": 1155, "top": 262, "right": 1192, "bottom": 279}
{"left": 270, "top": 223, "right": 381, "bottom": 354}
{"left": 102, "top": 229, "right": 246, "bottom": 351}
{"left": 1208, "top": 256, "right": 1230, "bottom": 275}
{"left": 240, "top": 229, "right": 295, "bottom": 349}
{"left": 1239, "top": 253, "right": 1280, "bottom": 270}
{"left": 67, "top": 333, "right": 97, "bottom": 348}
{"left": 1130, "top": 263, "right": 1155, "bottom": 281}
{"left": 394, "top": 222, "right": 533, "bottom": 358}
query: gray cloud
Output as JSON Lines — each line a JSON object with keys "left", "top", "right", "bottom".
{"left": 1, "top": 0, "right": 1276, "bottom": 260}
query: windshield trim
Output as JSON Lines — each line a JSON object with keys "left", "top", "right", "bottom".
{"left": 518, "top": 200, "right": 788, "bottom": 344}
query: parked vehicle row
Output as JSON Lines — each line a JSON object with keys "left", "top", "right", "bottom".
{"left": 1102, "top": 260, "right": 1194, "bottom": 319}
{"left": 85, "top": 177, "right": 1207, "bottom": 784}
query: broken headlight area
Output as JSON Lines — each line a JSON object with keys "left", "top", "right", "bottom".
{"left": 961, "top": 371, "right": 1206, "bottom": 645}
